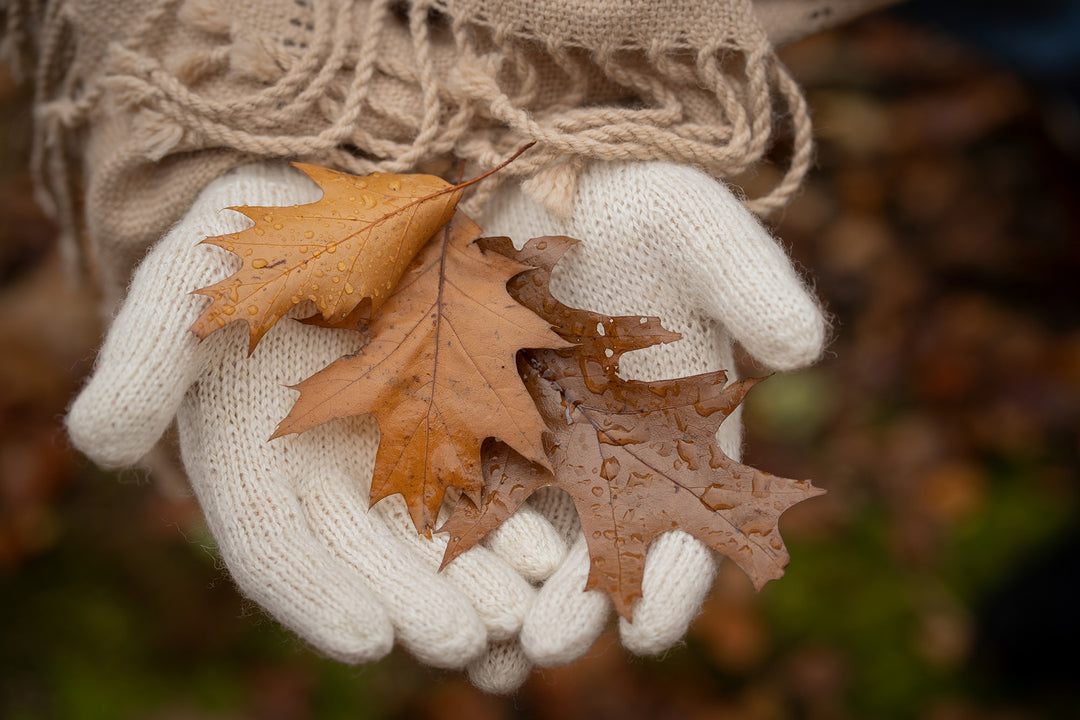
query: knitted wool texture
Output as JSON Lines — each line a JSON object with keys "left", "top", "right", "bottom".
{"left": 65, "top": 159, "right": 826, "bottom": 683}
{"left": 480, "top": 159, "right": 825, "bottom": 664}
{"left": 65, "top": 163, "right": 572, "bottom": 678}
{"left": 2, "top": 0, "right": 826, "bottom": 305}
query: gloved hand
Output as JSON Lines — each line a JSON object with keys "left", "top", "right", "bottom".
{"left": 478, "top": 160, "right": 827, "bottom": 668}
{"left": 65, "top": 162, "right": 569, "bottom": 688}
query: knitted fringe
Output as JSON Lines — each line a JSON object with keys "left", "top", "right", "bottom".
{"left": 14, "top": 0, "right": 812, "bottom": 283}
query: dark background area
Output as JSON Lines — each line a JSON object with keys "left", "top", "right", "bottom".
{"left": 1, "top": 8, "right": 1078, "bottom": 719}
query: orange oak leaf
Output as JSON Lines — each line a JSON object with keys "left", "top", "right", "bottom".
{"left": 191, "top": 163, "right": 462, "bottom": 353}
{"left": 273, "top": 216, "right": 572, "bottom": 533}
{"left": 439, "top": 237, "right": 824, "bottom": 619}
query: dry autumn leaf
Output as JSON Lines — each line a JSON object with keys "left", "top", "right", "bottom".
{"left": 476, "top": 235, "right": 682, "bottom": 381}
{"left": 439, "top": 237, "right": 824, "bottom": 619}
{"left": 191, "top": 163, "right": 462, "bottom": 353}
{"left": 273, "top": 215, "right": 571, "bottom": 533}
{"left": 187, "top": 153, "right": 819, "bottom": 608}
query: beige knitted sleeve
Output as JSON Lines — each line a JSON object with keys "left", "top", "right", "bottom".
{"left": 6, "top": 0, "right": 899, "bottom": 301}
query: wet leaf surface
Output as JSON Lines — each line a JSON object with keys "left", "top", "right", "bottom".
{"left": 441, "top": 237, "right": 823, "bottom": 617}
{"left": 274, "top": 216, "right": 568, "bottom": 533}
{"left": 191, "top": 164, "right": 463, "bottom": 353}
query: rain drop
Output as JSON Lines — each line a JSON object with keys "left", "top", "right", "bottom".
{"left": 247, "top": 305, "right": 258, "bottom": 315}
{"left": 251, "top": 258, "right": 268, "bottom": 269}
{"left": 600, "top": 456, "right": 621, "bottom": 480}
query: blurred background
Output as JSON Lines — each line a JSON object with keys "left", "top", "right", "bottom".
{"left": 1, "top": 4, "right": 1078, "bottom": 719}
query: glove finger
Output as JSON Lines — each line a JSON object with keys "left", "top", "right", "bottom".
{"left": 521, "top": 535, "right": 610, "bottom": 667}
{"left": 618, "top": 530, "right": 719, "bottom": 656}
{"left": 311, "top": 416, "right": 540, "bottom": 643}
{"left": 185, "top": 315, "right": 486, "bottom": 670}
{"left": 292, "top": 418, "right": 489, "bottom": 668}
{"left": 374, "top": 494, "right": 534, "bottom": 643}
{"left": 483, "top": 504, "right": 567, "bottom": 583}
{"left": 665, "top": 168, "right": 827, "bottom": 371}
{"left": 67, "top": 162, "right": 322, "bottom": 467}
{"left": 65, "top": 221, "right": 223, "bottom": 467}
{"left": 527, "top": 486, "right": 581, "bottom": 543}
{"left": 467, "top": 640, "right": 534, "bottom": 695}
{"left": 177, "top": 398, "right": 394, "bottom": 664}
{"left": 316, "top": 415, "right": 543, "bottom": 640}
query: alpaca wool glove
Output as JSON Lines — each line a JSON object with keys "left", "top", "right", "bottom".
{"left": 66, "top": 163, "right": 568, "bottom": 681}
{"left": 477, "top": 160, "right": 827, "bottom": 671}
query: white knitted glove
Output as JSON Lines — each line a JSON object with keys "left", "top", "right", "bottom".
{"left": 65, "top": 162, "right": 569, "bottom": 685}
{"left": 477, "top": 160, "right": 827, "bottom": 668}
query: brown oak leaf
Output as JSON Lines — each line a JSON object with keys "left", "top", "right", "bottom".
{"left": 273, "top": 216, "right": 571, "bottom": 533}
{"left": 191, "top": 163, "right": 462, "bottom": 353}
{"left": 440, "top": 237, "right": 824, "bottom": 619}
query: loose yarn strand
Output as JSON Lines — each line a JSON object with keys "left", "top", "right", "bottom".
{"left": 103, "top": 0, "right": 350, "bottom": 128}
{"left": 383, "top": 1, "right": 445, "bottom": 171}
{"left": 743, "top": 60, "right": 813, "bottom": 217}
{"left": 122, "top": 0, "right": 389, "bottom": 158}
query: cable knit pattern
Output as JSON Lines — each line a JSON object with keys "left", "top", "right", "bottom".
{"left": 479, "top": 160, "right": 826, "bottom": 667}
{"left": 66, "top": 162, "right": 567, "bottom": 675}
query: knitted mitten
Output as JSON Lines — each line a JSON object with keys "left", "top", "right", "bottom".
{"left": 477, "top": 160, "right": 827, "bottom": 669}
{"left": 66, "top": 162, "right": 568, "bottom": 684}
